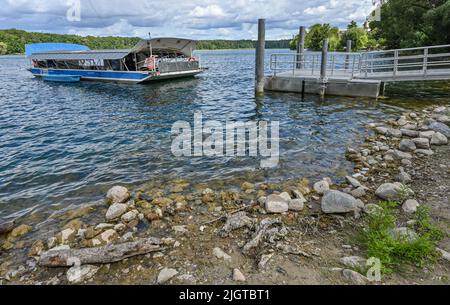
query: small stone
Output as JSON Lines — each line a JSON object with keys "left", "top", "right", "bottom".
{"left": 346, "top": 176, "right": 362, "bottom": 188}
{"left": 430, "top": 132, "right": 448, "bottom": 145}
{"left": 401, "top": 159, "right": 412, "bottom": 166}
{"left": 427, "top": 122, "right": 450, "bottom": 137}
{"left": 390, "top": 227, "right": 418, "bottom": 242}
{"left": 0, "top": 221, "right": 15, "bottom": 235}
{"left": 387, "top": 128, "right": 402, "bottom": 138}
{"left": 415, "top": 149, "right": 434, "bottom": 156}
{"left": 363, "top": 204, "right": 383, "bottom": 215}
{"left": 401, "top": 129, "right": 419, "bottom": 137}
{"left": 418, "top": 130, "right": 435, "bottom": 139}
{"left": 173, "top": 225, "right": 188, "bottom": 234}
{"left": 121, "top": 210, "right": 139, "bottom": 223}
{"left": 399, "top": 139, "right": 416, "bottom": 152}
{"left": 413, "top": 138, "right": 430, "bottom": 149}
{"left": 105, "top": 203, "right": 128, "bottom": 221}
{"left": 106, "top": 186, "right": 129, "bottom": 204}
{"left": 341, "top": 256, "right": 365, "bottom": 269}
{"left": 157, "top": 268, "right": 178, "bottom": 284}
{"left": 232, "top": 268, "right": 246, "bottom": 282}
{"left": 321, "top": 191, "right": 357, "bottom": 214}
{"left": 67, "top": 265, "right": 99, "bottom": 284}
{"left": 391, "top": 149, "right": 412, "bottom": 160}
{"left": 213, "top": 247, "right": 231, "bottom": 261}
{"left": 396, "top": 170, "right": 411, "bottom": 184}
{"left": 313, "top": 180, "right": 330, "bottom": 195}
{"left": 288, "top": 198, "right": 305, "bottom": 211}
{"left": 402, "top": 199, "right": 419, "bottom": 214}
{"left": 58, "top": 228, "right": 76, "bottom": 244}
{"left": 98, "top": 229, "right": 118, "bottom": 244}
{"left": 375, "top": 127, "right": 388, "bottom": 135}
{"left": 342, "top": 269, "right": 368, "bottom": 285}
{"left": 436, "top": 248, "right": 450, "bottom": 262}
{"left": 351, "top": 187, "right": 366, "bottom": 198}
{"left": 265, "top": 194, "right": 289, "bottom": 214}
{"left": 241, "top": 182, "right": 255, "bottom": 191}
{"left": 28, "top": 240, "right": 45, "bottom": 257}
{"left": 95, "top": 223, "right": 114, "bottom": 230}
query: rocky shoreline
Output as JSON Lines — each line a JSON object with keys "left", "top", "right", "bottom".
{"left": 1, "top": 105, "right": 449, "bottom": 285}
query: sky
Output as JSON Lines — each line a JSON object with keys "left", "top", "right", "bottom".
{"left": 0, "top": 0, "right": 379, "bottom": 40}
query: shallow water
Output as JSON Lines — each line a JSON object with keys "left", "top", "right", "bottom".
{"left": 0, "top": 50, "right": 449, "bottom": 220}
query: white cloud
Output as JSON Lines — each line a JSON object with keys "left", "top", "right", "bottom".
{"left": 0, "top": 0, "right": 377, "bottom": 39}
{"left": 304, "top": 5, "right": 327, "bottom": 15}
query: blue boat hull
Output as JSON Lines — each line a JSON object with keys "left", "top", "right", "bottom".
{"left": 29, "top": 68, "right": 203, "bottom": 84}
{"left": 43, "top": 75, "right": 81, "bottom": 82}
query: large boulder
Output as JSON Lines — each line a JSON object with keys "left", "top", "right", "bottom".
{"left": 265, "top": 194, "right": 289, "bottom": 214}
{"left": 321, "top": 191, "right": 357, "bottom": 214}
{"left": 430, "top": 132, "right": 448, "bottom": 145}
{"left": 106, "top": 186, "right": 129, "bottom": 204}
{"left": 427, "top": 121, "right": 450, "bottom": 137}
{"left": 375, "top": 182, "right": 412, "bottom": 201}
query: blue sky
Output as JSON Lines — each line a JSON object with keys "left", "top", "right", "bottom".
{"left": 0, "top": 0, "right": 377, "bottom": 39}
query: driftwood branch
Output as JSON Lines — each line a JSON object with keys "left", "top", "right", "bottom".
{"left": 39, "top": 237, "right": 162, "bottom": 267}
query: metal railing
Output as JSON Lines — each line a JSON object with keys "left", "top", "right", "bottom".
{"left": 359, "top": 44, "right": 450, "bottom": 79}
{"left": 270, "top": 51, "right": 361, "bottom": 78}
{"left": 270, "top": 44, "right": 450, "bottom": 81}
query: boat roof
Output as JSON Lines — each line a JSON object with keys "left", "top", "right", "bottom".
{"left": 28, "top": 37, "right": 197, "bottom": 61}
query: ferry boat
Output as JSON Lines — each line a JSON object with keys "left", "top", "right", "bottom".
{"left": 26, "top": 38, "right": 204, "bottom": 84}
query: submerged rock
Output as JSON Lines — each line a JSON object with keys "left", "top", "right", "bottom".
{"left": 8, "top": 224, "right": 32, "bottom": 239}
{"left": 106, "top": 186, "right": 130, "bottom": 204}
{"left": 321, "top": 191, "right": 357, "bottom": 214}
{"left": 0, "top": 221, "right": 15, "bottom": 235}
{"left": 105, "top": 203, "right": 128, "bottom": 221}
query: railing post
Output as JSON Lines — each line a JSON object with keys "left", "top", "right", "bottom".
{"left": 423, "top": 48, "right": 428, "bottom": 77}
{"left": 255, "top": 18, "right": 266, "bottom": 95}
{"left": 345, "top": 40, "right": 352, "bottom": 71}
{"left": 393, "top": 50, "right": 398, "bottom": 77}
{"left": 296, "top": 26, "right": 306, "bottom": 69}
{"left": 319, "top": 38, "right": 329, "bottom": 97}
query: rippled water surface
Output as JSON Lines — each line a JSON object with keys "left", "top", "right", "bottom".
{"left": 1, "top": 50, "right": 449, "bottom": 219}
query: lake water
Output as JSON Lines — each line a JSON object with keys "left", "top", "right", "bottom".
{"left": 0, "top": 50, "right": 449, "bottom": 220}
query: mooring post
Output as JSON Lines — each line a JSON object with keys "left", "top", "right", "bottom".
{"left": 255, "top": 18, "right": 266, "bottom": 95}
{"left": 345, "top": 39, "right": 352, "bottom": 71}
{"left": 319, "top": 38, "right": 329, "bottom": 97}
{"left": 296, "top": 26, "right": 306, "bottom": 69}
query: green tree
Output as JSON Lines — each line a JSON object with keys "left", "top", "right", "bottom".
{"left": 370, "top": 0, "right": 450, "bottom": 48}
{"left": 290, "top": 24, "right": 341, "bottom": 51}
{"left": 341, "top": 27, "right": 369, "bottom": 51}
{"left": 0, "top": 41, "right": 7, "bottom": 55}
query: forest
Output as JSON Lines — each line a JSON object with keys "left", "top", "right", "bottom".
{"left": 0, "top": 29, "right": 289, "bottom": 55}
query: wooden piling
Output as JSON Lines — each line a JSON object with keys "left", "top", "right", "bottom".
{"left": 319, "top": 38, "right": 329, "bottom": 97}
{"left": 296, "top": 26, "right": 306, "bottom": 69}
{"left": 255, "top": 18, "right": 266, "bottom": 95}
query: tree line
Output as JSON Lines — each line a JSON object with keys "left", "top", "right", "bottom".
{"left": 289, "top": 0, "right": 450, "bottom": 52}
{"left": 0, "top": 29, "right": 290, "bottom": 55}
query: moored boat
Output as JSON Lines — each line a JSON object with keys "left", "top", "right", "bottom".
{"left": 26, "top": 38, "right": 204, "bottom": 84}
{"left": 43, "top": 75, "right": 81, "bottom": 83}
